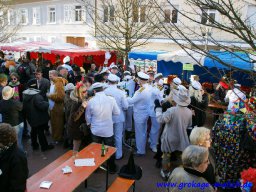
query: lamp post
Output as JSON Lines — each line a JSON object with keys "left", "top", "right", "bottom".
{"left": 202, "top": 26, "right": 212, "bottom": 51}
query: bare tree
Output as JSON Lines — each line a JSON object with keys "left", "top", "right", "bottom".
{"left": 83, "top": 0, "right": 159, "bottom": 65}
{"left": 152, "top": 0, "right": 256, "bottom": 82}
{"left": 0, "top": 0, "right": 20, "bottom": 43}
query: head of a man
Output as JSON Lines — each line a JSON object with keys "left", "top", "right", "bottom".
{"left": 35, "top": 68, "right": 43, "bottom": 80}
{"left": 49, "top": 70, "right": 58, "bottom": 81}
{"left": 91, "top": 64, "right": 96, "bottom": 71}
{"left": 57, "top": 66, "right": 68, "bottom": 78}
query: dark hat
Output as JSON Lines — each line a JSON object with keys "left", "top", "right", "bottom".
{"left": 118, "top": 150, "right": 142, "bottom": 180}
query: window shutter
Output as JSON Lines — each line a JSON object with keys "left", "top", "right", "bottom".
{"left": 33, "top": 7, "right": 40, "bottom": 25}
{"left": 109, "top": 6, "right": 115, "bottom": 22}
{"left": 164, "top": 9, "right": 171, "bottom": 23}
{"left": 81, "top": 6, "right": 86, "bottom": 22}
{"left": 8, "top": 9, "right": 14, "bottom": 25}
{"left": 71, "top": 5, "right": 75, "bottom": 22}
{"left": 64, "top": 5, "right": 70, "bottom": 23}
{"left": 36, "top": 7, "right": 41, "bottom": 24}
{"left": 172, "top": 9, "right": 178, "bottom": 23}
{"left": 103, "top": 6, "right": 108, "bottom": 22}
{"left": 24, "top": 9, "right": 28, "bottom": 24}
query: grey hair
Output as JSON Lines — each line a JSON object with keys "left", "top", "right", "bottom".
{"left": 49, "top": 70, "right": 58, "bottom": 76}
{"left": 182, "top": 145, "right": 209, "bottom": 168}
{"left": 190, "top": 127, "right": 210, "bottom": 145}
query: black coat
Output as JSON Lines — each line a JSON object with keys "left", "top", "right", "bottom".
{"left": 0, "top": 85, "right": 3, "bottom": 100}
{"left": 67, "top": 91, "right": 86, "bottom": 140}
{"left": 189, "top": 95, "right": 208, "bottom": 127}
{"left": 23, "top": 89, "right": 49, "bottom": 127}
{"left": 0, "top": 144, "right": 28, "bottom": 192}
{"left": 27, "top": 78, "right": 50, "bottom": 100}
{"left": 0, "top": 99, "right": 23, "bottom": 126}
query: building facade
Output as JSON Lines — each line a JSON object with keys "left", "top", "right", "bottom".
{"left": 9, "top": 0, "right": 97, "bottom": 48}
{"left": 7, "top": 0, "right": 256, "bottom": 51}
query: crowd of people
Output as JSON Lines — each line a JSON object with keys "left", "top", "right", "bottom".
{"left": 0, "top": 52, "right": 255, "bottom": 192}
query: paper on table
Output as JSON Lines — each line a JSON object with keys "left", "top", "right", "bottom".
{"left": 74, "top": 158, "right": 95, "bottom": 166}
{"left": 40, "top": 181, "right": 53, "bottom": 189}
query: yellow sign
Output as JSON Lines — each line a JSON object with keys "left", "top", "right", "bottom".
{"left": 183, "top": 63, "right": 194, "bottom": 71}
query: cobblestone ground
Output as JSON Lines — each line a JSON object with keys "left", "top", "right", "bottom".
{"left": 26, "top": 111, "right": 214, "bottom": 192}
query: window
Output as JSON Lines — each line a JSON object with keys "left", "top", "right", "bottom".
{"left": 48, "top": 6, "right": 56, "bottom": 23}
{"left": 19, "top": 8, "right": 28, "bottom": 25}
{"left": 133, "top": 4, "right": 138, "bottom": 22}
{"left": 21, "top": 37, "right": 28, "bottom": 42}
{"left": 103, "top": 6, "right": 115, "bottom": 22}
{"left": 64, "top": 4, "right": 85, "bottom": 23}
{"left": 34, "top": 36, "right": 41, "bottom": 41}
{"left": 8, "top": 9, "right": 15, "bottom": 25}
{"left": 201, "top": 9, "right": 216, "bottom": 24}
{"left": 247, "top": 5, "right": 256, "bottom": 27}
{"left": 75, "top": 5, "right": 82, "bottom": 21}
{"left": 32, "top": 7, "right": 41, "bottom": 25}
{"left": 133, "top": 5, "right": 146, "bottom": 23}
{"left": 0, "top": 11, "right": 4, "bottom": 27}
{"left": 164, "top": 6, "right": 178, "bottom": 23}
{"left": 48, "top": 36, "right": 56, "bottom": 43}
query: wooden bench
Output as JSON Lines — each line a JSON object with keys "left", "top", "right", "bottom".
{"left": 107, "top": 177, "right": 135, "bottom": 192}
{"left": 27, "top": 150, "right": 72, "bottom": 187}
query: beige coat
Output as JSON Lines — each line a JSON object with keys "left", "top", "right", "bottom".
{"left": 156, "top": 106, "right": 192, "bottom": 153}
{"left": 168, "top": 167, "right": 215, "bottom": 192}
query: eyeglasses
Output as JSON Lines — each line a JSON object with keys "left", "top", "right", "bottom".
{"left": 11, "top": 78, "right": 17, "bottom": 80}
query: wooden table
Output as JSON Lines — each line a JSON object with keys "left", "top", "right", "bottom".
{"left": 208, "top": 102, "right": 227, "bottom": 110}
{"left": 26, "top": 143, "right": 116, "bottom": 192}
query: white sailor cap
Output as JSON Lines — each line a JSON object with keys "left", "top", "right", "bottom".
{"left": 91, "top": 82, "right": 104, "bottom": 89}
{"left": 158, "top": 79, "right": 164, "bottom": 86}
{"left": 63, "top": 56, "right": 70, "bottom": 64}
{"left": 154, "top": 73, "right": 163, "bottom": 79}
{"left": 99, "top": 68, "right": 109, "bottom": 74}
{"left": 108, "top": 73, "right": 119, "bottom": 82}
{"left": 172, "top": 77, "right": 181, "bottom": 85}
{"left": 123, "top": 75, "right": 132, "bottom": 81}
{"left": 109, "top": 63, "right": 118, "bottom": 69}
{"left": 191, "top": 81, "right": 202, "bottom": 90}
{"left": 137, "top": 72, "right": 149, "bottom": 80}
{"left": 234, "top": 83, "right": 241, "bottom": 88}
{"left": 123, "top": 71, "right": 131, "bottom": 76}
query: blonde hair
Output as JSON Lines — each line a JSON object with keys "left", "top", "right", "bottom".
{"left": 189, "top": 86, "right": 202, "bottom": 102}
{"left": 74, "top": 83, "right": 87, "bottom": 100}
{"left": 190, "top": 127, "right": 210, "bottom": 145}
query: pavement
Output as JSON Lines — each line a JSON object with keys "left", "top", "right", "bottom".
{"left": 25, "top": 112, "right": 214, "bottom": 192}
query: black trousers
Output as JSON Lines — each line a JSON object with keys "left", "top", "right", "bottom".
{"left": 91, "top": 134, "right": 116, "bottom": 171}
{"left": 31, "top": 123, "right": 49, "bottom": 150}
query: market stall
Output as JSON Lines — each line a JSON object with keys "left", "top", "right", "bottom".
{"left": 128, "top": 50, "right": 167, "bottom": 72}
{"left": 157, "top": 49, "right": 255, "bottom": 86}
{"left": 0, "top": 41, "right": 116, "bottom": 67}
